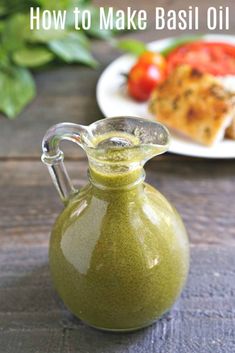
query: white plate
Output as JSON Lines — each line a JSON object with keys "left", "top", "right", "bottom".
{"left": 96, "top": 34, "right": 235, "bottom": 159}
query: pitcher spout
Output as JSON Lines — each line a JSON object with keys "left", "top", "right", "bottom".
{"left": 86, "top": 116, "right": 170, "bottom": 167}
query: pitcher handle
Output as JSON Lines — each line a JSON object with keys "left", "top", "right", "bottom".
{"left": 41, "top": 122, "right": 87, "bottom": 204}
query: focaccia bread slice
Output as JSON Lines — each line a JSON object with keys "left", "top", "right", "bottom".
{"left": 149, "top": 65, "right": 235, "bottom": 146}
{"left": 226, "top": 116, "right": 235, "bottom": 139}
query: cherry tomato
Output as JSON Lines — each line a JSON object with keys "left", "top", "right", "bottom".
{"left": 167, "top": 42, "right": 235, "bottom": 76}
{"left": 128, "top": 62, "right": 164, "bottom": 101}
{"left": 138, "top": 51, "right": 167, "bottom": 73}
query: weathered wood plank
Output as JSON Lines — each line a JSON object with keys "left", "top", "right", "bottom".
{"left": 0, "top": 330, "right": 64, "bottom": 353}
{"left": 0, "top": 245, "right": 234, "bottom": 353}
{"left": 1, "top": 245, "right": 235, "bottom": 315}
{"left": 63, "top": 317, "right": 235, "bottom": 353}
{"left": 1, "top": 160, "right": 234, "bottom": 246}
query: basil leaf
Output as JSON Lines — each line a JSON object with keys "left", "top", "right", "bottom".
{"left": 49, "top": 33, "right": 97, "bottom": 67}
{"left": 67, "top": 31, "right": 89, "bottom": 48}
{"left": 0, "top": 0, "right": 38, "bottom": 17}
{"left": 0, "top": 21, "right": 5, "bottom": 33}
{"left": 30, "top": 26, "right": 67, "bottom": 43}
{"left": 87, "top": 7, "right": 135, "bottom": 39}
{"left": 38, "top": 0, "right": 71, "bottom": 10}
{"left": 0, "top": 66, "right": 36, "bottom": 119}
{"left": 116, "top": 39, "right": 147, "bottom": 56}
{"left": 13, "top": 47, "right": 54, "bottom": 67}
{"left": 0, "top": 48, "right": 10, "bottom": 68}
{"left": 0, "top": 5, "right": 6, "bottom": 16}
{"left": 72, "top": 0, "right": 91, "bottom": 4}
{"left": 1, "top": 14, "right": 32, "bottom": 52}
{"left": 87, "top": 7, "right": 114, "bottom": 39}
{"left": 160, "top": 35, "right": 203, "bottom": 57}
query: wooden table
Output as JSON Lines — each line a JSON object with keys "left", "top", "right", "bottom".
{"left": 1, "top": 1, "right": 235, "bottom": 352}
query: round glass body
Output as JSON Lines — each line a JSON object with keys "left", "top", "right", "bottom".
{"left": 42, "top": 117, "right": 189, "bottom": 331}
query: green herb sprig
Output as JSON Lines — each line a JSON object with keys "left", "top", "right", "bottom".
{"left": 0, "top": 0, "right": 130, "bottom": 119}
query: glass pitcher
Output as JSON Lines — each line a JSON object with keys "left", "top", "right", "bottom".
{"left": 41, "top": 116, "right": 189, "bottom": 332}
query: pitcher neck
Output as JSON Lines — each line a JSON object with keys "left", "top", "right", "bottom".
{"left": 88, "top": 164, "right": 145, "bottom": 190}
